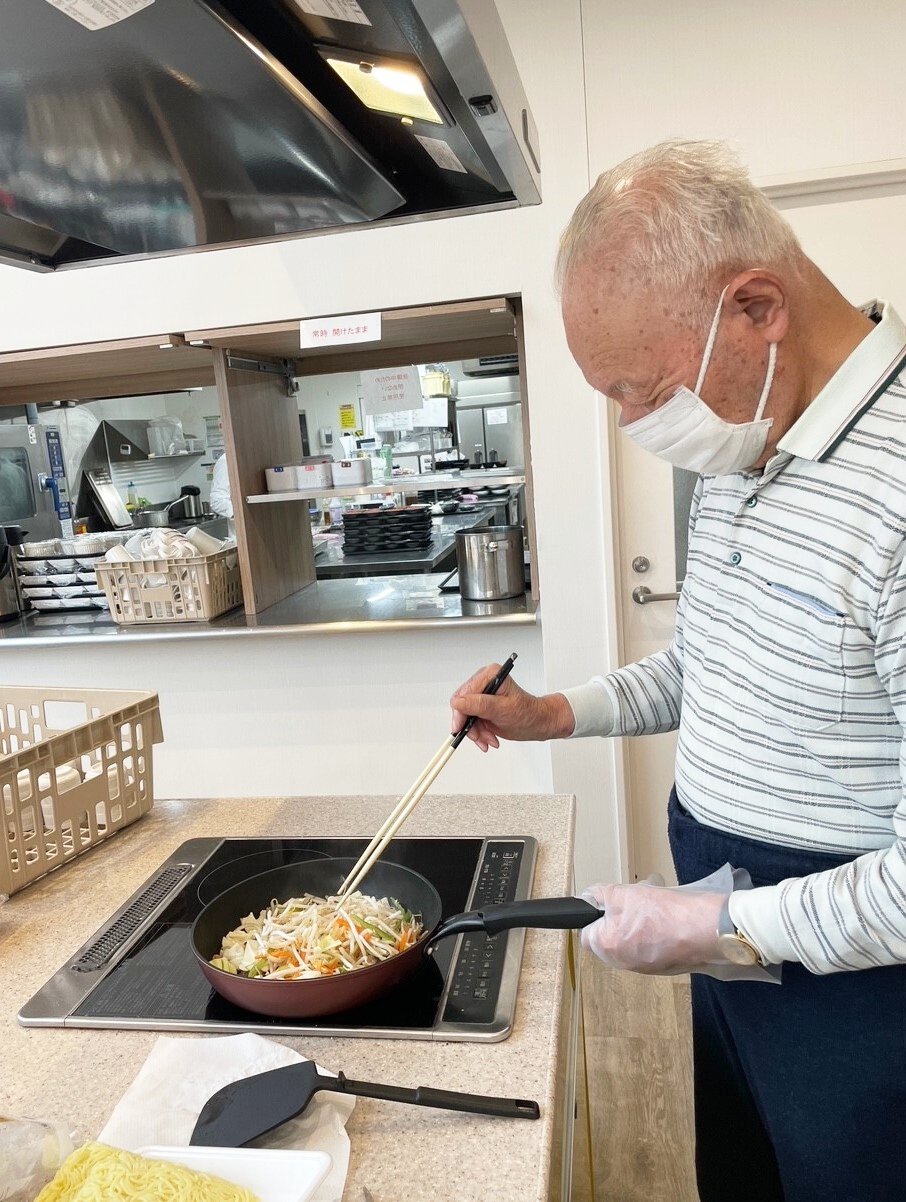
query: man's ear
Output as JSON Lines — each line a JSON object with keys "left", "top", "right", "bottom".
{"left": 725, "top": 270, "right": 789, "bottom": 342}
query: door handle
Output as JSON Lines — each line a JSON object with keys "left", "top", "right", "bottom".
{"left": 632, "top": 585, "right": 681, "bottom": 605}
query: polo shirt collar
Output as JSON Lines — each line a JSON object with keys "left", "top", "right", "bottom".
{"left": 777, "top": 300, "right": 906, "bottom": 462}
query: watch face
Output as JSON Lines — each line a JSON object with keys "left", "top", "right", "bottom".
{"left": 718, "top": 933, "right": 758, "bottom": 966}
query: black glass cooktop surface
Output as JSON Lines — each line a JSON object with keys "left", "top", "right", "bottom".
{"left": 20, "top": 836, "right": 536, "bottom": 1042}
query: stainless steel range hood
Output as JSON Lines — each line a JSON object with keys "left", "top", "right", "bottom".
{"left": 0, "top": 0, "right": 540, "bottom": 271}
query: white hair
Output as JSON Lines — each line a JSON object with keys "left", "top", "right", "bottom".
{"left": 556, "top": 140, "right": 802, "bottom": 322}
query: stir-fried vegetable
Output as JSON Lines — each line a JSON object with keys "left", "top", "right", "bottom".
{"left": 211, "top": 891, "right": 424, "bottom": 980}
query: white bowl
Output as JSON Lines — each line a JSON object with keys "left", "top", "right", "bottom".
{"left": 137, "top": 1146, "right": 332, "bottom": 1202}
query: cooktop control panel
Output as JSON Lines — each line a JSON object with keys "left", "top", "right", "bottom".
{"left": 442, "top": 841, "right": 524, "bottom": 1025}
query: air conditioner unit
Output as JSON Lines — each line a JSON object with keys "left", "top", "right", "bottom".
{"left": 462, "top": 354, "right": 519, "bottom": 377}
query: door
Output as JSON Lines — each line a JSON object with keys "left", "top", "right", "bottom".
{"left": 611, "top": 424, "right": 689, "bottom": 882}
{"left": 456, "top": 407, "right": 486, "bottom": 464}
{"left": 610, "top": 186, "right": 906, "bottom": 882}
{"left": 484, "top": 402, "right": 524, "bottom": 468}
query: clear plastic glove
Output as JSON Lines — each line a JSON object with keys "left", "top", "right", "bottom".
{"left": 581, "top": 864, "right": 780, "bottom": 983}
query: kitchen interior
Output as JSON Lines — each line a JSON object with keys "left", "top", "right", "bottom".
{"left": 0, "top": 299, "right": 537, "bottom": 641}
{"left": 2, "top": 0, "right": 899, "bottom": 1199}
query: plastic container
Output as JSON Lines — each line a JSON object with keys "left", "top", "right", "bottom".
{"left": 0, "top": 685, "right": 163, "bottom": 897}
{"left": 331, "top": 458, "right": 373, "bottom": 487}
{"left": 266, "top": 457, "right": 333, "bottom": 492}
{"left": 138, "top": 1147, "right": 332, "bottom": 1202}
{"left": 147, "top": 417, "right": 184, "bottom": 457}
{"left": 95, "top": 547, "right": 242, "bottom": 624}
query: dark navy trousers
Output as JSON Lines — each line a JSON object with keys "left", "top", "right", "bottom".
{"left": 667, "top": 789, "right": 906, "bottom": 1202}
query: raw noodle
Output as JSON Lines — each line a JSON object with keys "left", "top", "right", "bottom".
{"left": 34, "top": 1142, "right": 259, "bottom": 1202}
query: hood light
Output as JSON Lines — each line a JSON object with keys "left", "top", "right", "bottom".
{"left": 325, "top": 55, "right": 445, "bottom": 125}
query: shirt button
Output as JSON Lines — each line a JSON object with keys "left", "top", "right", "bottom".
{"left": 745, "top": 496, "right": 758, "bottom": 508}
{"left": 729, "top": 551, "right": 742, "bottom": 566}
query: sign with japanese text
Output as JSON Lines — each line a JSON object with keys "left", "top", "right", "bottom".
{"left": 360, "top": 365, "right": 423, "bottom": 416}
{"left": 300, "top": 311, "right": 381, "bottom": 348}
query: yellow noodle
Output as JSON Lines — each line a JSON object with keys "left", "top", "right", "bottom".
{"left": 35, "top": 1142, "right": 260, "bottom": 1202}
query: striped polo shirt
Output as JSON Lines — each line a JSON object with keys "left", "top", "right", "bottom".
{"left": 564, "top": 301, "right": 906, "bottom": 974}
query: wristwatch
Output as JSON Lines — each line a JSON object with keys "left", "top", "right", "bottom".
{"left": 716, "top": 898, "right": 767, "bottom": 967}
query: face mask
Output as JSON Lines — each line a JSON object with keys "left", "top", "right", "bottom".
{"left": 621, "top": 286, "right": 777, "bottom": 475}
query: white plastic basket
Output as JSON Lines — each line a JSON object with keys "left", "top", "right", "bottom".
{"left": 0, "top": 686, "right": 163, "bottom": 896}
{"left": 95, "top": 548, "right": 242, "bottom": 624}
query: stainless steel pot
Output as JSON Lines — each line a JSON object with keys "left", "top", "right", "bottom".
{"left": 133, "top": 498, "right": 182, "bottom": 528}
{"left": 455, "top": 525, "right": 524, "bottom": 600}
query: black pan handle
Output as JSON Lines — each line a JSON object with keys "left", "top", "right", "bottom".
{"left": 325, "top": 1073, "right": 539, "bottom": 1120}
{"left": 432, "top": 896, "right": 602, "bottom": 942}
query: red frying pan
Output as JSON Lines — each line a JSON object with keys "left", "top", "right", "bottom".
{"left": 192, "top": 856, "right": 600, "bottom": 1019}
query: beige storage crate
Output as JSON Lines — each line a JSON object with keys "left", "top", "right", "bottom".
{"left": 95, "top": 547, "right": 242, "bottom": 624}
{"left": 1, "top": 686, "right": 163, "bottom": 897}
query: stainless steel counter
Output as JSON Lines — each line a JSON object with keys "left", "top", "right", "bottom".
{"left": 0, "top": 572, "right": 537, "bottom": 645}
{"left": 316, "top": 506, "right": 501, "bottom": 578}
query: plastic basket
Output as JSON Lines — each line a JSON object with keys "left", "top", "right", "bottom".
{"left": 0, "top": 686, "right": 163, "bottom": 897}
{"left": 95, "top": 547, "right": 242, "bottom": 624}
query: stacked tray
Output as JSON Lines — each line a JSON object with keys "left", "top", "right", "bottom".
{"left": 342, "top": 505, "right": 433, "bottom": 557}
{"left": 18, "top": 552, "right": 110, "bottom": 611}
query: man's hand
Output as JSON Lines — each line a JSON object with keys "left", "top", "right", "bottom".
{"left": 450, "top": 663, "right": 576, "bottom": 752}
{"left": 581, "top": 881, "right": 726, "bottom": 974}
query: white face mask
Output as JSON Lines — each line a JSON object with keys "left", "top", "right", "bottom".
{"left": 621, "top": 286, "right": 777, "bottom": 475}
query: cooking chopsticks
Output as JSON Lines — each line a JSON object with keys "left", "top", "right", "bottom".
{"left": 338, "top": 653, "right": 518, "bottom": 899}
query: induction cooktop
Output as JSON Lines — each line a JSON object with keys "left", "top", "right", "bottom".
{"left": 20, "top": 836, "right": 536, "bottom": 1043}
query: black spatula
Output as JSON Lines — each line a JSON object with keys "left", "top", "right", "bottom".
{"left": 191, "top": 1061, "right": 540, "bottom": 1147}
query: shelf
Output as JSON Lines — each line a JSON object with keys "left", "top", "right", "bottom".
{"left": 245, "top": 471, "right": 526, "bottom": 503}
{"left": 112, "top": 451, "right": 205, "bottom": 464}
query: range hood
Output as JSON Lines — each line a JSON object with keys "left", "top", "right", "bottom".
{"left": 0, "top": 0, "right": 540, "bottom": 271}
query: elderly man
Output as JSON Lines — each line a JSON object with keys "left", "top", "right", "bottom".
{"left": 451, "top": 141, "right": 906, "bottom": 1202}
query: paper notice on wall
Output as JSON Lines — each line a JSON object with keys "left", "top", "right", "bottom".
{"left": 373, "top": 410, "right": 415, "bottom": 433}
{"left": 360, "top": 366, "right": 423, "bottom": 416}
{"left": 300, "top": 312, "right": 381, "bottom": 348}
{"left": 486, "top": 407, "right": 509, "bottom": 426}
{"left": 290, "top": 0, "right": 370, "bottom": 24}
{"left": 418, "top": 396, "right": 449, "bottom": 428}
{"left": 43, "top": 0, "right": 154, "bottom": 29}
{"left": 204, "top": 415, "right": 225, "bottom": 456}
{"left": 415, "top": 136, "right": 468, "bottom": 174}
{"left": 339, "top": 403, "right": 357, "bottom": 431}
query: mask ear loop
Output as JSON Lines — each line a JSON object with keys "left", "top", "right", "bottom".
{"left": 754, "top": 341, "right": 777, "bottom": 421}
{"left": 694, "top": 285, "right": 731, "bottom": 394}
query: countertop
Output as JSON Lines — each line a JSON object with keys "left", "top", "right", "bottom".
{"left": 0, "top": 573, "right": 538, "bottom": 645}
{"left": 0, "top": 794, "right": 576, "bottom": 1202}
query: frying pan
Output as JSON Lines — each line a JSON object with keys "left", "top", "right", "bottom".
{"left": 192, "top": 857, "right": 600, "bottom": 1019}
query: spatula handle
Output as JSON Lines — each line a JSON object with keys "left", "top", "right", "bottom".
{"left": 329, "top": 1073, "right": 539, "bottom": 1119}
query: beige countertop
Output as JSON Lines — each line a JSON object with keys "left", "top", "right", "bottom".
{"left": 0, "top": 793, "right": 575, "bottom": 1202}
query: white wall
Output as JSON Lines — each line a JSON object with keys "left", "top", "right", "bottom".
{"left": 585, "top": 0, "right": 906, "bottom": 179}
{"left": 296, "top": 373, "right": 362, "bottom": 456}
{"left": 0, "top": 627, "right": 551, "bottom": 801}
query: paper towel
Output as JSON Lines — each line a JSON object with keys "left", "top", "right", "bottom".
{"left": 98, "top": 1034, "right": 354, "bottom": 1202}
